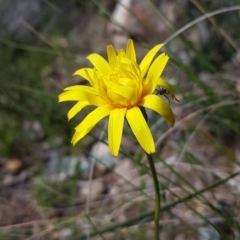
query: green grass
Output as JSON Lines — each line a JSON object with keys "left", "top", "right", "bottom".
{"left": 1, "top": 0, "right": 240, "bottom": 239}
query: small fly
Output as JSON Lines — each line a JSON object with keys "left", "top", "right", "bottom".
{"left": 156, "top": 87, "right": 170, "bottom": 105}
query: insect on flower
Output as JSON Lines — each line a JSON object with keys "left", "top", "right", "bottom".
{"left": 156, "top": 87, "right": 170, "bottom": 105}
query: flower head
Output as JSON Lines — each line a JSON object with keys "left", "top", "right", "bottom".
{"left": 59, "top": 39, "right": 177, "bottom": 156}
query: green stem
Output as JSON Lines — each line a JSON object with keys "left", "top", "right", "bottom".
{"left": 146, "top": 153, "right": 160, "bottom": 240}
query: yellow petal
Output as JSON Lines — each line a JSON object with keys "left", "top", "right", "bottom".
{"left": 75, "top": 105, "right": 112, "bottom": 131}
{"left": 146, "top": 53, "right": 169, "bottom": 93}
{"left": 117, "top": 49, "right": 126, "bottom": 58}
{"left": 106, "top": 88, "right": 129, "bottom": 107}
{"left": 141, "top": 94, "right": 175, "bottom": 127}
{"left": 126, "top": 39, "right": 136, "bottom": 62}
{"left": 108, "top": 108, "right": 126, "bottom": 156}
{"left": 139, "top": 44, "right": 164, "bottom": 78}
{"left": 87, "top": 54, "right": 111, "bottom": 76}
{"left": 67, "top": 101, "right": 91, "bottom": 120}
{"left": 58, "top": 90, "right": 89, "bottom": 102}
{"left": 71, "top": 126, "right": 95, "bottom": 145}
{"left": 126, "top": 107, "right": 155, "bottom": 154}
{"left": 73, "top": 68, "right": 94, "bottom": 86}
{"left": 107, "top": 45, "right": 118, "bottom": 69}
{"left": 64, "top": 85, "right": 96, "bottom": 93}
{"left": 142, "top": 79, "right": 153, "bottom": 96}
{"left": 106, "top": 80, "right": 137, "bottom": 101}
{"left": 59, "top": 89, "right": 104, "bottom": 106}
{"left": 120, "top": 57, "right": 133, "bottom": 65}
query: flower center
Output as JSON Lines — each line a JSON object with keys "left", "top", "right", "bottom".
{"left": 105, "top": 64, "right": 142, "bottom": 108}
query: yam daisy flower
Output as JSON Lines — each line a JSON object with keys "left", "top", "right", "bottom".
{"left": 59, "top": 39, "right": 177, "bottom": 156}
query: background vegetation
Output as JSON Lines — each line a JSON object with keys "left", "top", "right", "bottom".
{"left": 0, "top": 0, "right": 240, "bottom": 239}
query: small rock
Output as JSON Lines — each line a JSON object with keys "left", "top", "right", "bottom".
{"left": 45, "top": 152, "right": 90, "bottom": 181}
{"left": 3, "top": 174, "right": 14, "bottom": 185}
{"left": 109, "top": 158, "right": 139, "bottom": 198}
{"left": 114, "top": 158, "right": 137, "bottom": 183}
{"left": 3, "top": 171, "right": 27, "bottom": 186}
{"left": 91, "top": 142, "right": 118, "bottom": 172}
{"left": 52, "top": 228, "right": 73, "bottom": 239}
{"left": 79, "top": 179, "right": 104, "bottom": 201}
{"left": 198, "top": 226, "right": 220, "bottom": 240}
{"left": 5, "top": 159, "right": 23, "bottom": 174}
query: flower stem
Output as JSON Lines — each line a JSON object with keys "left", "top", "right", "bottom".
{"left": 146, "top": 153, "right": 160, "bottom": 240}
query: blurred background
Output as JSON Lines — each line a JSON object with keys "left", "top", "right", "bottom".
{"left": 0, "top": 0, "right": 240, "bottom": 239}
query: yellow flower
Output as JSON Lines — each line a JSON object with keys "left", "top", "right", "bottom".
{"left": 59, "top": 39, "right": 177, "bottom": 156}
